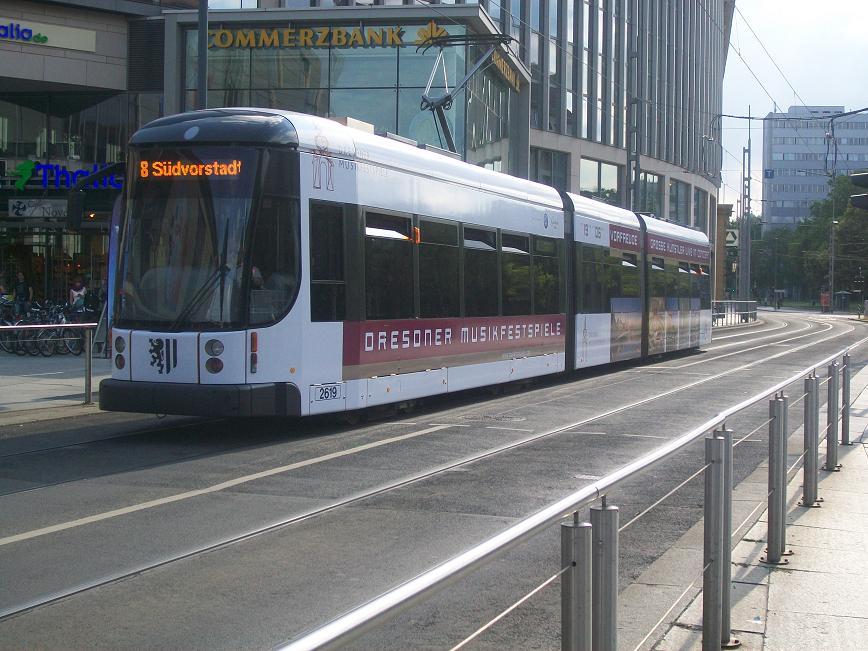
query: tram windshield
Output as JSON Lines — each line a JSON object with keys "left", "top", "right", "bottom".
{"left": 115, "top": 146, "right": 300, "bottom": 331}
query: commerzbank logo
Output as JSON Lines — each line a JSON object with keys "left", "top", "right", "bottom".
{"left": 0, "top": 22, "right": 48, "bottom": 44}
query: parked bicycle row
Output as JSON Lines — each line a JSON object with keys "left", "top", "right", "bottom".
{"left": 0, "top": 298, "right": 97, "bottom": 357}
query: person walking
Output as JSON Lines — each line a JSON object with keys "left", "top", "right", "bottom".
{"left": 13, "top": 271, "right": 33, "bottom": 317}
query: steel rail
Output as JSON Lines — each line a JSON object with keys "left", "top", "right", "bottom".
{"left": 280, "top": 336, "right": 868, "bottom": 651}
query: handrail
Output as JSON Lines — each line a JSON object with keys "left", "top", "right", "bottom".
{"left": 280, "top": 336, "right": 868, "bottom": 651}
{"left": 0, "top": 322, "right": 98, "bottom": 331}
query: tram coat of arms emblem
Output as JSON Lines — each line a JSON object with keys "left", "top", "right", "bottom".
{"left": 148, "top": 337, "right": 178, "bottom": 375}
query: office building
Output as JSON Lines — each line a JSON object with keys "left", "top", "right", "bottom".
{"left": 762, "top": 105, "right": 868, "bottom": 231}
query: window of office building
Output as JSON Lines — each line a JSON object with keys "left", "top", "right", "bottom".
{"left": 638, "top": 171, "right": 663, "bottom": 217}
{"left": 580, "top": 158, "right": 621, "bottom": 206}
{"left": 693, "top": 187, "right": 708, "bottom": 233}
{"left": 530, "top": 147, "right": 569, "bottom": 192}
{"left": 668, "top": 179, "right": 690, "bottom": 225}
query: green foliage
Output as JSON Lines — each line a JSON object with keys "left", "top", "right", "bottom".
{"left": 752, "top": 175, "right": 867, "bottom": 302}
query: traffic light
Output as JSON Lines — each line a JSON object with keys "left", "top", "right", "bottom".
{"left": 851, "top": 171, "right": 868, "bottom": 210}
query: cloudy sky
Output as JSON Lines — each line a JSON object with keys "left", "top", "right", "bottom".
{"left": 720, "top": 0, "right": 868, "bottom": 211}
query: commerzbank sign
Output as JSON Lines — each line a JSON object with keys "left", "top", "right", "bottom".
{"left": 207, "top": 20, "right": 521, "bottom": 91}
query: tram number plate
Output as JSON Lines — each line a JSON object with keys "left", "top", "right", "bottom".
{"left": 312, "top": 383, "right": 343, "bottom": 402}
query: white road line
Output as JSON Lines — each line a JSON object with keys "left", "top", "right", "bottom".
{"left": 13, "top": 371, "right": 65, "bottom": 377}
{"left": 3, "top": 320, "right": 862, "bottom": 549}
{"left": 0, "top": 424, "right": 451, "bottom": 548}
{"left": 712, "top": 320, "right": 788, "bottom": 340}
{"left": 656, "top": 322, "right": 833, "bottom": 369}
{"left": 704, "top": 321, "right": 809, "bottom": 351}
{"left": 484, "top": 426, "right": 534, "bottom": 432}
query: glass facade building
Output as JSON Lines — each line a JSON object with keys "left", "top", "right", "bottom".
{"left": 1, "top": 0, "right": 732, "bottom": 303}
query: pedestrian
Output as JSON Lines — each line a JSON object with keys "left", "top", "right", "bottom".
{"left": 13, "top": 271, "right": 33, "bottom": 317}
{"left": 69, "top": 275, "right": 87, "bottom": 308}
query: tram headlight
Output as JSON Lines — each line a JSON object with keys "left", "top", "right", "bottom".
{"left": 204, "top": 339, "right": 224, "bottom": 357}
{"left": 205, "top": 357, "right": 224, "bottom": 374}
{"left": 114, "top": 336, "right": 126, "bottom": 353}
{"left": 114, "top": 354, "right": 125, "bottom": 370}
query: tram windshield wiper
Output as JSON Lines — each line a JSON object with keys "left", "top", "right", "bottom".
{"left": 167, "top": 221, "right": 231, "bottom": 331}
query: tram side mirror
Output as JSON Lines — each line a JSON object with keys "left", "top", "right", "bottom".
{"left": 67, "top": 188, "right": 86, "bottom": 232}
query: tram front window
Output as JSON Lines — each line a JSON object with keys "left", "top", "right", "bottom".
{"left": 116, "top": 146, "right": 300, "bottom": 330}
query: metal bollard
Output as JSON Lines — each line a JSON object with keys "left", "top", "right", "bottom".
{"left": 763, "top": 397, "right": 787, "bottom": 565}
{"left": 825, "top": 362, "right": 841, "bottom": 471}
{"left": 590, "top": 500, "right": 618, "bottom": 651}
{"left": 84, "top": 328, "right": 93, "bottom": 405}
{"left": 561, "top": 519, "right": 593, "bottom": 651}
{"left": 717, "top": 427, "right": 740, "bottom": 648}
{"left": 800, "top": 375, "right": 822, "bottom": 507}
{"left": 702, "top": 434, "right": 725, "bottom": 651}
{"left": 842, "top": 353, "right": 851, "bottom": 446}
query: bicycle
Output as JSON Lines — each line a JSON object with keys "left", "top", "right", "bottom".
{"left": 36, "top": 303, "right": 70, "bottom": 357}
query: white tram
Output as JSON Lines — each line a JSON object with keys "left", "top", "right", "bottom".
{"left": 101, "top": 109, "right": 711, "bottom": 417}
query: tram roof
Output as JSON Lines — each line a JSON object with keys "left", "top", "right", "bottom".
{"left": 132, "top": 108, "right": 564, "bottom": 212}
{"left": 566, "top": 191, "right": 709, "bottom": 247}
{"left": 565, "top": 191, "right": 641, "bottom": 231}
{"left": 640, "top": 213, "right": 709, "bottom": 247}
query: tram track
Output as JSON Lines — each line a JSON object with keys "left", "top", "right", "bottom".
{"left": 0, "top": 313, "right": 863, "bottom": 623}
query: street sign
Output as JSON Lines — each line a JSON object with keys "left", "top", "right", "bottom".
{"left": 725, "top": 228, "right": 739, "bottom": 247}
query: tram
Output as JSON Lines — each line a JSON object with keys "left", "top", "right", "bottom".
{"left": 100, "top": 109, "right": 711, "bottom": 417}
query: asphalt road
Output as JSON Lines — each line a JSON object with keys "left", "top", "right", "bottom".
{"left": 0, "top": 310, "right": 865, "bottom": 650}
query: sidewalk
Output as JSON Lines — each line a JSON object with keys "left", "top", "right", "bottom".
{"left": 0, "top": 353, "right": 110, "bottom": 426}
{"left": 640, "top": 365, "right": 868, "bottom": 650}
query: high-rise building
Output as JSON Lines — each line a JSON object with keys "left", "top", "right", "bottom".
{"left": 1, "top": 0, "right": 734, "bottom": 301}
{"left": 762, "top": 105, "right": 868, "bottom": 231}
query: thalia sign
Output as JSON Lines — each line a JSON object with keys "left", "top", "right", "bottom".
{"left": 13, "top": 160, "right": 122, "bottom": 190}
{"left": 0, "top": 22, "right": 48, "bottom": 44}
{"left": 0, "top": 17, "right": 96, "bottom": 52}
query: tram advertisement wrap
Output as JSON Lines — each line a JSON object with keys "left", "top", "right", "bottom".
{"left": 342, "top": 315, "right": 566, "bottom": 379}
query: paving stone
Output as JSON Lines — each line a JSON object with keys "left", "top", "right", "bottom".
{"left": 676, "top": 580, "right": 768, "bottom": 634}
{"left": 768, "top": 569, "right": 868, "bottom": 619}
{"left": 766, "top": 610, "right": 868, "bottom": 651}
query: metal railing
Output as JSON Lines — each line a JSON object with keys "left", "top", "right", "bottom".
{"left": 280, "top": 338, "right": 865, "bottom": 651}
{"left": 712, "top": 300, "right": 758, "bottom": 327}
{"left": 0, "top": 323, "right": 98, "bottom": 405}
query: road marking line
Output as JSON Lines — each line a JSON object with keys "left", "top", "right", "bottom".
{"left": 16, "top": 372, "right": 65, "bottom": 377}
{"left": 0, "top": 424, "right": 451, "bottom": 548}
{"left": 484, "top": 426, "right": 534, "bottom": 432}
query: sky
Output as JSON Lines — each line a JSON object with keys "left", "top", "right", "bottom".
{"left": 720, "top": 0, "right": 868, "bottom": 213}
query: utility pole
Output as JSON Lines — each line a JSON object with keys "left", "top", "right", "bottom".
{"left": 625, "top": 0, "right": 644, "bottom": 211}
{"left": 738, "top": 107, "right": 752, "bottom": 300}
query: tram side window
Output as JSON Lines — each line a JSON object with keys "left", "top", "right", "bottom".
{"left": 248, "top": 196, "right": 301, "bottom": 326}
{"left": 464, "top": 227, "right": 499, "bottom": 316}
{"left": 678, "top": 262, "right": 692, "bottom": 305}
{"left": 699, "top": 265, "right": 711, "bottom": 309}
{"left": 309, "top": 201, "right": 345, "bottom": 322}
{"left": 365, "top": 212, "right": 414, "bottom": 320}
{"left": 576, "top": 245, "right": 607, "bottom": 313}
{"left": 502, "top": 233, "right": 531, "bottom": 316}
{"left": 690, "top": 264, "right": 702, "bottom": 309}
{"left": 533, "top": 236, "right": 561, "bottom": 314}
{"left": 419, "top": 219, "right": 459, "bottom": 318}
{"left": 610, "top": 253, "right": 639, "bottom": 298}
{"left": 649, "top": 257, "right": 666, "bottom": 301}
